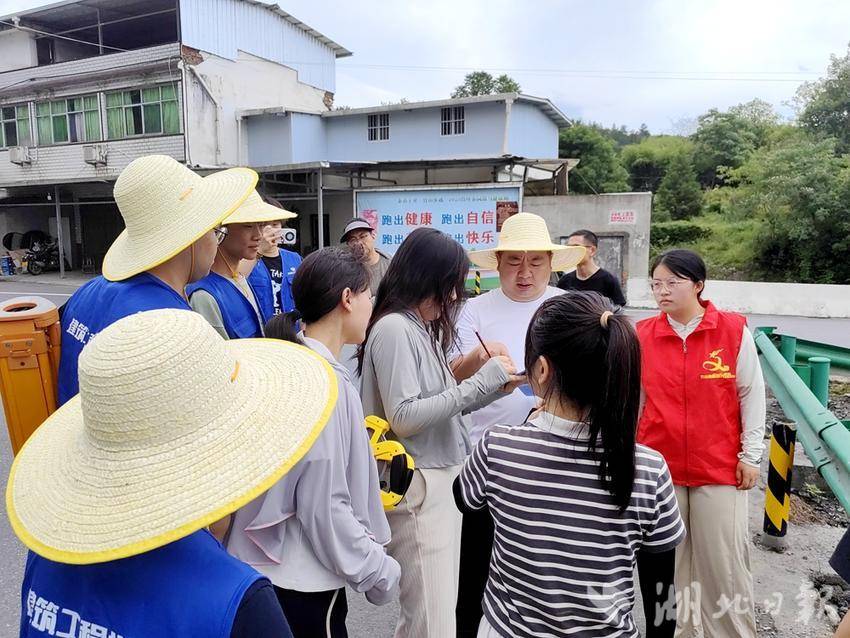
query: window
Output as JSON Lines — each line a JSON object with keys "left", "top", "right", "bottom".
{"left": 367, "top": 113, "right": 389, "bottom": 141}
{"left": 441, "top": 106, "right": 465, "bottom": 136}
{"left": 36, "top": 95, "right": 101, "bottom": 145}
{"left": 105, "top": 84, "right": 180, "bottom": 140}
{"left": 0, "top": 105, "right": 31, "bottom": 148}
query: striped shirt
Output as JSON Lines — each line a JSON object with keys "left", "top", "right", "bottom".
{"left": 458, "top": 413, "right": 685, "bottom": 637}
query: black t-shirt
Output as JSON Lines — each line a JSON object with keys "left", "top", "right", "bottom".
{"left": 557, "top": 268, "right": 627, "bottom": 306}
{"left": 261, "top": 254, "right": 284, "bottom": 314}
{"left": 231, "top": 578, "right": 293, "bottom": 638}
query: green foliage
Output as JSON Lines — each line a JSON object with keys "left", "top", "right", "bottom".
{"left": 650, "top": 220, "right": 711, "bottom": 246}
{"left": 654, "top": 152, "right": 703, "bottom": 220}
{"left": 728, "top": 134, "right": 850, "bottom": 283}
{"left": 650, "top": 215, "right": 761, "bottom": 280}
{"left": 585, "top": 122, "right": 651, "bottom": 149}
{"left": 558, "top": 124, "right": 629, "bottom": 194}
{"left": 797, "top": 45, "right": 850, "bottom": 154}
{"left": 451, "top": 72, "right": 521, "bottom": 98}
{"left": 620, "top": 136, "right": 694, "bottom": 192}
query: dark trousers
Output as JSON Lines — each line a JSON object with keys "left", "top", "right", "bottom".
{"left": 275, "top": 587, "right": 348, "bottom": 638}
{"left": 456, "top": 506, "right": 495, "bottom": 637}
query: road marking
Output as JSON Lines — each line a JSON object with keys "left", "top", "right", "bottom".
{"left": 0, "top": 291, "right": 73, "bottom": 298}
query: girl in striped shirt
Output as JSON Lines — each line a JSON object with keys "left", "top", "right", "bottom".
{"left": 456, "top": 291, "right": 686, "bottom": 637}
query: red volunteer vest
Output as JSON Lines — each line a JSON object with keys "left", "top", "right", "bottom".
{"left": 637, "top": 300, "right": 747, "bottom": 487}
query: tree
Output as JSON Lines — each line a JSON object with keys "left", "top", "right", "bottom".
{"left": 620, "top": 136, "right": 695, "bottom": 192}
{"left": 797, "top": 44, "right": 850, "bottom": 154}
{"left": 558, "top": 124, "right": 629, "bottom": 194}
{"left": 584, "top": 122, "right": 651, "bottom": 149}
{"left": 729, "top": 132, "right": 850, "bottom": 283}
{"left": 451, "top": 72, "right": 521, "bottom": 98}
{"left": 690, "top": 99, "right": 780, "bottom": 187}
{"left": 653, "top": 152, "right": 703, "bottom": 220}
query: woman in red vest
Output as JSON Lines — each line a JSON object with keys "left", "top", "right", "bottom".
{"left": 637, "top": 249, "right": 765, "bottom": 638}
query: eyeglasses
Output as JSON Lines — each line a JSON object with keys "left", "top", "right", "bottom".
{"left": 650, "top": 278, "right": 690, "bottom": 293}
{"left": 213, "top": 226, "right": 228, "bottom": 245}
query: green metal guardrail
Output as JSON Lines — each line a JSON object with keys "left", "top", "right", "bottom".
{"left": 794, "top": 338, "right": 850, "bottom": 372}
{"left": 755, "top": 328, "right": 850, "bottom": 515}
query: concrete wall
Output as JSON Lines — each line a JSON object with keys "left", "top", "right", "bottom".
{"left": 325, "top": 101, "right": 508, "bottom": 162}
{"left": 0, "top": 29, "right": 37, "bottom": 73}
{"left": 508, "top": 101, "right": 559, "bottom": 158}
{"left": 186, "top": 50, "right": 328, "bottom": 167}
{"left": 290, "top": 113, "right": 327, "bottom": 163}
{"left": 524, "top": 192, "right": 652, "bottom": 289}
{"left": 246, "top": 115, "right": 292, "bottom": 166}
{"left": 628, "top": 279, "right": 850, "bottom": 318}
{"left": 0, "top": 135, "right": 185, "bottom": 187}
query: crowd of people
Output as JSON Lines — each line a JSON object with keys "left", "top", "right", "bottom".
{"left": 11, "top": 153, "right": 846, "bottom": 638}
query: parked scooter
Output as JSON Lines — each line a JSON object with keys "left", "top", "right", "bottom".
{"left": 22, "top": 240, "right": 62, "bottom": 275}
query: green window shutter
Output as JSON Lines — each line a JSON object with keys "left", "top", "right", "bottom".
{"left": 37, "top": 116, "right": 52, "bottom": 145}
{"left": 106, "top": 108, "right": 123, "bottom": 139}
{"left": 52, "top": 115, "right": 68, "bottom": 143}
{"left": 143, "top": 104, "right": 162, "bottom": 134}
{"left": 162, "top": 100, "right": 179, "bottom": 134}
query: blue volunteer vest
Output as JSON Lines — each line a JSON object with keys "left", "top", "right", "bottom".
{"left": 246, "top": 261, "right": 275, "bottom": 322}
{"left": 186, "top": 272, "right": 266, "bottom": 340}
{"left": 247, "top": 249, "right": 301, "bottom": 316}
{"left": 20, "top": 530, "right": 262, "bottom": 638}
{"left": 58, "top": 274, "right": 191, "bottom": 405}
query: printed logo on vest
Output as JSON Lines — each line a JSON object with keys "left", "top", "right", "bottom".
{"left": 700, "top": 348, "right": 736, "bottom": 379}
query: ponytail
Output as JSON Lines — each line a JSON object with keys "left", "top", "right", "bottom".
{"left": 264, "top": 309, "right": 303, "bottom": 344}
{"left": 524, "top": 292, "right": 641, "bottom": 510}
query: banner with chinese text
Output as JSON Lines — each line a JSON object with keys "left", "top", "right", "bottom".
{"left": 354, "top": 184, "right": 522, "bottom": 258}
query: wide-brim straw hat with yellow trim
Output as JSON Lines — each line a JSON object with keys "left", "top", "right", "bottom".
{"left": 102, "top": 155, "right": 258, "bottom": 282}
{"left": 467, "top": 212, "right": 586, "bottom": 271}
{"left": 224, "top": 190, "right": 298, "bottom": 224}
{"left": 6, "top": 309, "right": 337, "bottom": 565}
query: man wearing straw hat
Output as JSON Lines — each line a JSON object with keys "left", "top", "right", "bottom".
{"left": 187, "top": 191, "right": 296, "bottom": 339}
{"left": 57, "top": 155, "right": 257, "bottom": 405}
{"left": 8, "top": 308, "right": 338, "bottom": 637}
{"left": 451, "top": 211, "right": 586, "bottom": 636}
{"left": 246, "top": 198, "right": 303, "bottom": 317}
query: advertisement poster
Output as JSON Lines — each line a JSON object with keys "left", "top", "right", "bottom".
{"left": 354, "top": 184, "right": 522, "bottom": 257}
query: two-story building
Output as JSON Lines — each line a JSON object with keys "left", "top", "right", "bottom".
{"left": 0, "top": 0, "right": 615, "bottom": 275}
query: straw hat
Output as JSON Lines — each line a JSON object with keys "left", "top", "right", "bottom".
{"left": 467, "top": 212, "right": 586, "bottom": 271}
{"left": 102, "top": 155, "right": 258, "bottom": 282}
{"left": 224, "top": 190, "right": 297, "bottom": 224}
{"left": 6, "top": 309, "right": 337, "bottom": 565}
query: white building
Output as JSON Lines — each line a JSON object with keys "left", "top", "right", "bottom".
{"left": 0, "top": 0, "right": 619, "bottom": 273}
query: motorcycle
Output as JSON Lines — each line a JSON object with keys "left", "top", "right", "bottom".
{"left": 22, "top": 240, "right": 62, "bottom": 276}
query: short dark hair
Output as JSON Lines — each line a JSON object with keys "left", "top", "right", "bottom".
{"left": 650, "top": 249, "right": 707, "bottom": 297}
{"left": 570, "top": 229, "right": 599, "bottom": 247}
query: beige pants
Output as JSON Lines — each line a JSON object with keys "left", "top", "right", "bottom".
{"left": 674, "top": 485, "right": 756, "bottom": 638}
{"left": 386, "top": 466, "right": 463, "bottom": 638}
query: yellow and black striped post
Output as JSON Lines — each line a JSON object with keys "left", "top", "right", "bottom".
{"left": 474, "top": 270, "right": 481, "bottom": 296}
{"left": 763, "top": 420, "right": 797, "bottom": 542}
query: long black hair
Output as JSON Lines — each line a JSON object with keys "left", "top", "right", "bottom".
{"left": 357, "top": 228, "right": 469, "bottom": 374}
{"left": 264, "top": 246, "right": 370, "bottom": 343}
{"left": 524, "top": 291, "right": 641, "bottom": 510}
{"left": 650, "top": 249, "right": 707, "bottom": 298}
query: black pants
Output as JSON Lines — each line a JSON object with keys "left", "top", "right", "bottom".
{"left": 456, "top": 506, "right": 495, "bottom": 637}
{"left": 274, "top": 586, "right": 348, "bottom": 638}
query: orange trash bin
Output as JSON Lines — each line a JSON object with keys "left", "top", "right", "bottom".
{"left": 0, "top": 296, "right": 61, "bottom": 455}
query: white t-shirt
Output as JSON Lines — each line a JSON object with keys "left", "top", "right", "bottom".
{"left": 454, "top": 286, "right": 563, "bottom": 445}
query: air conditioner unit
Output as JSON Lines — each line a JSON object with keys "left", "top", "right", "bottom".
{"left": 83, "top": 144, "right": 108, "bottom": 166}
{"left": 9, "top": 146, "right": 32, "bottom": 165}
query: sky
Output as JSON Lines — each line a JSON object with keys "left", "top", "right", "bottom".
{"left": 2, "top": 0, "right": 850, "bottom": 134}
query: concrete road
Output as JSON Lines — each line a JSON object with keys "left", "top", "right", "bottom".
{"left": 0, "top": 277, "right": 846, "bottom": 636}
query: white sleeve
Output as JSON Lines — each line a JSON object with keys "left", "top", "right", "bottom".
{"left": 736, "top": 325, "right": 767, "bottom": 467}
